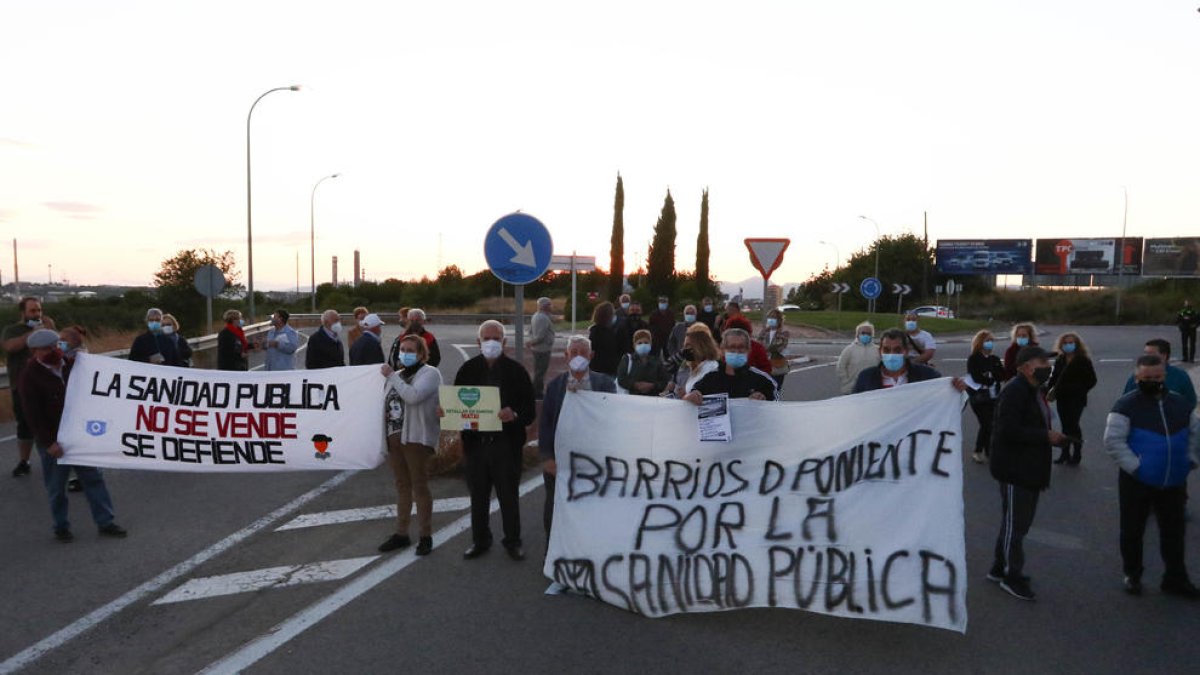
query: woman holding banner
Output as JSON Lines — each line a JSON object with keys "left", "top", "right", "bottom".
{"left": 379, "top": 334, "right": 442, "bottom": 556}
{"left": 664, "top": 323, "right": 720, "bottom": 397}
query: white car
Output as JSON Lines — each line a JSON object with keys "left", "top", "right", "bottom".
{"left": 907, "top": 305, "right": 956, "bottom": 319}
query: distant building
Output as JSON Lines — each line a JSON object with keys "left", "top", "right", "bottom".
{"left": 765, "top": 283, "right": 782, "bottom": 311}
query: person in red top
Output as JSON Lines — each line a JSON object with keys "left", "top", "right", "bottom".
{"left": 17, "top": 329, "right": 127, "bottom": 542}
{"left": 721, "top": 316, "right": 771, "bottom": 373}
{"left": 397, "top": 308, "right": 441, "bottom": 368}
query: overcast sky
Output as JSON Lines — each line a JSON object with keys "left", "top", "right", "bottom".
{"left": 2, "top": 0, "right": 1198, "bottom": 293}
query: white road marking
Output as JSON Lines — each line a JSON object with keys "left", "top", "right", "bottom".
{"left": 789, "top": 362, "right": 834, "bottom": 374}
{"left": 275, "top": 497, "right": 473, "bottom": 531}
{"left": 153, "top": 556, "right": 379, "bottom": 605}
{"left": 1026, "top": 528, "right": 1088, "bottom": 551}
{"left": 0, "top": 434, "right": 15, "bottom": 443}
{"left": 1099, "top": 358, "right": 1132, "bottom": 363}
{"left": 0, "top": 470, "right": 358, "bottom": 675}
{"left": 452, "top": 343, "right": 475, "bottom": 360}
{"left": 199, "top": 475, "right": 544, "bottom": 674}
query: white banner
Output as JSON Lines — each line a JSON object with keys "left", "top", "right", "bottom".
{"left": 544, "top": 380, "right": 968, "bottom": 632}
{"left": 58, "top": 353, "right": 387, "bottom": 472}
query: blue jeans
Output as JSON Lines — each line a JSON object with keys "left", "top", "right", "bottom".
{"left": 36, "top": 444, "right": 115, "bottom": 533}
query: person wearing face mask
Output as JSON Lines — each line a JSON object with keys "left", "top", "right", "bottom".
{"left": 217, "top": 309, "right": 252, "bottom": 371}
{"left": 262, "top": 309, "right": 298, "bottom": 371}
{"left": 17, "top": 329, "right": 127, "bottom": 542}
{"left": 377, "top": 335, "right": 443, "bottom": 556}
{"left": 160, "top": 314, "right": 192, "bottom": 367}
{"left": 539, "top": 336, "right": 616, "bottom": 537}
{"left": 756, "top": 308, "right": 792, "bottom": 389}
{"left": 665, "top": 324, "right": 721, "bottom": 398}
{"left": 617, "top": 301, "right": 648, "bottom": 354}
{"left": 349, "top": 313, "right": 387, "bottom": 366}
{"left": 129, "top": 307, "right": 179, "bottom": 367}
{"left": 1045, "top": 332, "right": 1097, "bottom": 466}
{"left": 453, "top": 320, "right": 536, "bottom": 561}
{"left": 966, "top": 330, "right": 1007, "bottom": 463}
{"left": 587, "top": 302, "right": 621, "bottom": 376}
{"left": 648, "top": 296, "right": 675, "bottom": 358}
{"left": 1122, "top": 338, "right": 1197, "bottom": 411}
{"left": 684, "top": 328, "right": 777, "bottom": 402}
{"left": 306, "top": 309, "right": 347, "bottom": 369}
{"left": 697, "top": 296, "right": 720, "bottom": 338}
{"left": 617, "top": 329, "right": 669, "bottom": 396}
{"left": 4, "top": 297, "right": 57, "bottom": 477}
{"left": 902, "top": 313, "right": 936, "bottom": 365}
{"left": 58, "top": 325, "right": 89, "bottom": 493}
{"left": 666, "top": 304, "right": 697, "bottom": 365}
{"left": 988, "top": 345, "right": 1069, "bottom": 601}
{"left": 836, "top": 321, "right": 880, "bottom": 395}
{"left": 615, "top": 293, "right": 632, "bottom": 320}
{"left": 1103, "top": 354, "right": 1200, "bottom": 597}
{"left": 401, "top": 308, "right": 441, "bottom": 368}
{"left": 852, "top": 329, "right": 945, "bottom": 393}
{"left": 721, "top": 315, "right": 771, "bottom": 373}
{"left": 1002, "top": 323, "right": 1039, "bottom": 381}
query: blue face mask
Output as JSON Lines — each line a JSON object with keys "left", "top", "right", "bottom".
{"left": 611, "top": 315, "right": 618, "bottom": 326}
{"left": 635, "top": 343, "right": 652, "bottom": 356}
{"left": 766, "top": 318, "right": 778, "bottom": 328}
{"left": 904, "top": 321, "right": 918, "bottom": 332}
{"left": 621, "top": 302, "right": 631, "bottom": 311}
{"left": 704, "top": 305, "right": 713, "bottom": 313}
{"left": 1016, "top": 336, "right": 1030, "bottom": 347}
{"left": 859, "top": 334, "right": 873, "bottom": 345}
{"left": 57, "top": 340, "right": 70, "bottom": 353}
{"left": 658, "top": 303, "right": 668, "bottom": 311}
{"left": 725, "top": 352, "right": 748, "bottom": 369}
{"left": 1061, "top": 342, "right": 1076, "bottom": 354}
{"left": 147, "top": 321, "right": 162, "bottom": 333}
{"left": 399, "top": 352, "right": 419, "bottom": 367}
{"left": 881, "top": 353, "right": 906, "bottom": 372}
{"left": 982, "top": 340, "right": 994, "bottom": 351}
{"left": 237, "top": 319, "right": 245, "bottom": 328}
{"left": 684, "top": 314, "right": 696, "bottom": 323}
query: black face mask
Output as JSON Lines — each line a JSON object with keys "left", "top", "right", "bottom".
{"left": 680, "top": 348, "right": 696, "bottom": 362}
{"left": 1137, "top": 380, "right": 1165, "bottom": 397}
{"left": 1032, "top": 366, "right": 1052, "bottom": 385}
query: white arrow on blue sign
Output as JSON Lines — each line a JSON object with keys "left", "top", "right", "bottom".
{"left": 483, "top": 212, "right": 554, "bottom": 285}
{"left": 860, "top": 277, "right": 882, "bottom": 300}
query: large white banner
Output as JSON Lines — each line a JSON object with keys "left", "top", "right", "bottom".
{"left": 545, "top": 380, "right": 968, "bottom": 632}
{"left": 58, "top": 353, "right": 387, "bottom": 472}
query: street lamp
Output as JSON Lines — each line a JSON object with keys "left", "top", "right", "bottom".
{"left": 310, "top": 173, "right": 340, "bottom": 312}
{"left": 246, "top": 84, "right": 301, "bottom": 321}
{"left": 817, "top": 240, "right": 840, "bottom": 271}
{"left": 859, "top": 215, "right": 881, "bottom": 312}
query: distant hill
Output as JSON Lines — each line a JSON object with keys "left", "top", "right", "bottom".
{"left": 717, "top": 277, "right": 800, "bottom": 300}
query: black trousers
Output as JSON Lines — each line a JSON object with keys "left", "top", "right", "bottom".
{"left": 993, "top": 482, "right": 1040, "bottom": 580}
{"left": 1181, "top": 329, "right": 1197, "bottom": 362}
{"left": 543, "top": 470, "right": 555, "bottom": 540}
{"left": 1118, "top": 471, "right": 1189, "bottom": 583}
{"left": 1056, "top": 396, "right": 1086, "bottom": 457}
{"left": 464, "top": 435, "right": 522, "bottom": 548}
{"left": 968, "top": 397, "right": 995, "bottom": 453}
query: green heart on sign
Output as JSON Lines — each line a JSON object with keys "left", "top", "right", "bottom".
{"left": 458, "top": 388, "right": 482, "bottom": 408}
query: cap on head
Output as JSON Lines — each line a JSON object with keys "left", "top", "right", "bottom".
{"left": 27, "top": 329, "right": 60, "bottom": 349}
{"left": 1015, "top": 345, "right": 1053, "bottom": 366}
{"left": 361, "top": 313, "right": 384, "bottom": 329}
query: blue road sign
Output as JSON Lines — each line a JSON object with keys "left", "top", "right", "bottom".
{"left": 860, "top": 277, "right": 883, "bottom": 300}
{"left": 484, "top": 213, "right": 554, "bottom": 285}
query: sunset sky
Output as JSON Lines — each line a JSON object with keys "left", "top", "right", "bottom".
{"left": 2, "top": 1, "right": 1198, "bottom": 294}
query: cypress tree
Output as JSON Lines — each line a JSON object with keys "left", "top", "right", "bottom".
{"left": 695, "top": 188, "right": 711, "bottom": 297}
{"left": 607, "top": 174, "right": 625, "bottom": 301}
{"left": 646, "top": 189, "right": 677, "bottom": 298}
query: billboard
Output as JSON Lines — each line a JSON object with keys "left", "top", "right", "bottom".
{"left": 1033, "top": 237, "right": 1143, "bottom": 276}
{"left": 935, "top": 239, "right": 1033, "bottom": 275}
{"left": 1143, "top": 237, "right": 1200, "bottom": 277}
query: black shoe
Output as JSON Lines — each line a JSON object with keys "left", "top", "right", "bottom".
{"left": 463, "top": 544, "right": 491, "bottom": 559}
{"left": 98, "top": 523, "right": 127, "bottom": 538}
{"left": 1124, "top": 576, "right": 1142, "bottom": 596}
{"left": 1053, "top": 451, "right": 1068, "bottom": 465}
{"left": 999, "top": 577, "right": 1036, "bottom": 601}
{"left": 378, "top": 534, "right": 411, "bottom": 553}
{"left": 1068, "top": 447, "right": 1082, "bottom": 465}
{"left": 54, "top": 528, "right": 73, "bottom": 543}
{"left": 1161, "top": 578, "right": 1200, "bottom": 598}
{"left": 67, "top": 478, "right": 82, "bottom": 493}
{"left": 415, "top": 537, "right": 433, "bottom": 556}
{"left": 12, "top": 460, "right": 31, "bottom": 477}
{"left": 987, "top": 567, "right": 1029, "bottom": 583}
{"left": 505, "top": 545, "right": 526, "bottom": 561}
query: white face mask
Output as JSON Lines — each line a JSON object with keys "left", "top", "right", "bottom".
{"left": 330, "top": 321, "right": 343, "bottom": 335}
{"left": 161, "top": 325, "right": 175, "bottom": 335}
{"left": 480, "top": 339, "right": 503, "bottom": 359}
{"left": 568, "top": 355, "right": 590, "bottom": 373}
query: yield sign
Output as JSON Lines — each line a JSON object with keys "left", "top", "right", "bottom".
{"left": 744, "top": 238, "right": 791, "bottom": 280}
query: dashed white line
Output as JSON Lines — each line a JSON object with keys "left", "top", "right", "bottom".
{"left": 789, "top": 362, "right": 834, "bottom": 374}
{"left": 275, "top": 497, "right": 473, "bottom": 531}
{"left": 153, "top": 556, "right": 379, "bottom": 605}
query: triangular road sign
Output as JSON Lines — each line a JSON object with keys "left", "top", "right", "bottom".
{"left": 744, "top": 238, "right": 791, "bottom": 280}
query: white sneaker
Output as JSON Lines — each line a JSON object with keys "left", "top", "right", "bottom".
{"left": 972, "top": 451, "right": 986, "bottom": 464}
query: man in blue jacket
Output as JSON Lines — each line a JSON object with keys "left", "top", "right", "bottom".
{"left": 538, "top": 335, "right": 616, "bottom": 539}
{"left": 1104, "top": 354, "right": 1200, "bottom": 597}
{"left": 1122, "top": 338, "right": 1196, "bottom": 411}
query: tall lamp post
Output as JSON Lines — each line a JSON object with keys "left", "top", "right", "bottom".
{"left": 246, "top": 85, "right": 301, "bottom": 321}
{"left": 310, "top": 173, "right": 340, "bottom": 312}
{"left": 1115, "top": 186, "right": 1128, "bottom": 322}
{"left": 859, "top": 215, "right": 881, "bottom": 313}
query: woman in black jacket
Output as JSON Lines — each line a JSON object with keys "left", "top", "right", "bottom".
{"left": 966, "top": 329, "right": 1007, "bottom": 463}
{"left": 217, "top": 309, "right": 250, "bottom": 371}
{"left": 1046, "top": 331, "right": 1097, "bottom": 465}
{"left": 587, "top": 301, "right": 621, "bottom": 376}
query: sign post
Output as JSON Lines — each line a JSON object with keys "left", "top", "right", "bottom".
{"left": 892, "top": 283, "right": 912, "bottom": 314}
{"left": 830, "top": 282, "right": 850, "bottom": 330}
{"left": 860, "top": 277, "right": 882, "bottom": 313}
{"left": 549, "top": 253, "right": 596, "bottom": 332}
{"left": 193, "top": 264, "right": 227, "bottom": 333}
{"left": 744, "top": 238, "right": 790, "bottom": 311}
{"left": 484, "top": 213, "right": 553, "bottom": 362}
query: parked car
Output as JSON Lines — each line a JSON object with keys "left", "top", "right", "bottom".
{"left": 906, "top": 305, "right": 956, "bottom": 319}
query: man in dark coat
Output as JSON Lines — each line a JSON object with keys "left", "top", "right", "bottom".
{"left": 129, "top": 307, "right": 180, "bottom": 366}
{"left": 454, "top": 320, "right": 536, "bottom": 561}
{"left": 988, "top": 345, "right": 1068, "bottom": 601}
{"left": 349, "top": 313, "right": 386, "bottom": 365}
{"left": 306, "top": 309, "right": 346, "bottom": 369}
{"left": 853, "top": 328, "right": 943, "bottom": 393}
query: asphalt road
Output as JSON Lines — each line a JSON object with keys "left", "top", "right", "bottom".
{"left": 1, "top": 323, "right": 1198, "bottom": 674}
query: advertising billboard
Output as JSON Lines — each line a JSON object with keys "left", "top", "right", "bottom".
{"left": 1033, "top": 237, "right": 1142, "bottom": 276}
{"left": 935, "top": 239, "right": 1033, "bottom": 275}
{"left": 1143, "top": 237, "right": 1200, "bottom": 277}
